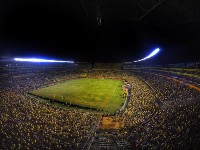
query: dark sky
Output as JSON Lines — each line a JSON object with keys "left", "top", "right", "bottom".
{"left": 0, "top": 0, "right": 200, "bottom": 63}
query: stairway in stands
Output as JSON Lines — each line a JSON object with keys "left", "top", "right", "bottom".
{"left": 88, "top": 130, "right": 132, "bottom": 150}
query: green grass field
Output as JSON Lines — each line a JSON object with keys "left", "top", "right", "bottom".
{"left": 30, "top": 78, "right": 125, "bottom": 113}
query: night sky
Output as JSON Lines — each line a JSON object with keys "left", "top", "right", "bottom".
{"left": 0, "top": 0, "right": 200, "bottom": 63}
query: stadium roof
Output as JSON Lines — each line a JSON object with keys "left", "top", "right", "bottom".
{"left": 0, "top": 0, "right": 200, "bottom": 63}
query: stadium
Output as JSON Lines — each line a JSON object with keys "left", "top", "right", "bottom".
{"left": 0, "top": 0, "right": 200, "bottom": 150}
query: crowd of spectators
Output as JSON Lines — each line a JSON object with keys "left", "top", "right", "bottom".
{"left": 127, "top": 103, "right": 200, "bottom": 149}
{"left": 133, "top": 70, "right": 200, "bottom": 106}
{"left": 119, "top": 70, "right": 200, "bottom": 149}
{"left": 122, "top": 73, "right": 156, "bottom": 127}
{"left": 87, "top": 70, "right": 122, "bottom": 79}
{"left": 93, "top": 63, "right": 122, "bottom": 70}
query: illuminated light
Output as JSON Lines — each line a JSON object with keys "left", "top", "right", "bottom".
{"left": 14, "top": 58, "right": 74, "bottom": 63}
{"left": 134, "top": 48, "right": 160, "bottom": 62}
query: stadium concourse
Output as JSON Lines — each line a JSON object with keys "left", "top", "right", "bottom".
{"left": 0, "top": 61, "right": 200, "bottom": 149}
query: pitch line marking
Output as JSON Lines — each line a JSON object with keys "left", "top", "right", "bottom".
{"left": 105, "top": 84, "right": 118, "bottom": 108}
{"left": 89, "top": 95, "right": 95, "bottom": 101}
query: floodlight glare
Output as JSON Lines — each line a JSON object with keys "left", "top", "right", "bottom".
{"left": 14, "top": 58, "right": 74, "bottom": 63}
{"left": 134, "top": 48, "right": 160, "bottom": 62}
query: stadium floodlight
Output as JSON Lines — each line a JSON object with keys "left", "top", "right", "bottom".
{"left": 134, "top": 48, "right": 160, "bottom": 62}
{"left": 14, "top": 58, "right": 74, "bottom": 63}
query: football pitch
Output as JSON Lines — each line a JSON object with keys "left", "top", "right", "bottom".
{"left": 30, "top": 78, "right": 125, "bottom": 113}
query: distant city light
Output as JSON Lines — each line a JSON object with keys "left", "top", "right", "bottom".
{"left": 134, "top": 48, "right": 160, "bottom": 62}
{"left": 14, "top": 58, "right": 74, "bottom": 63}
